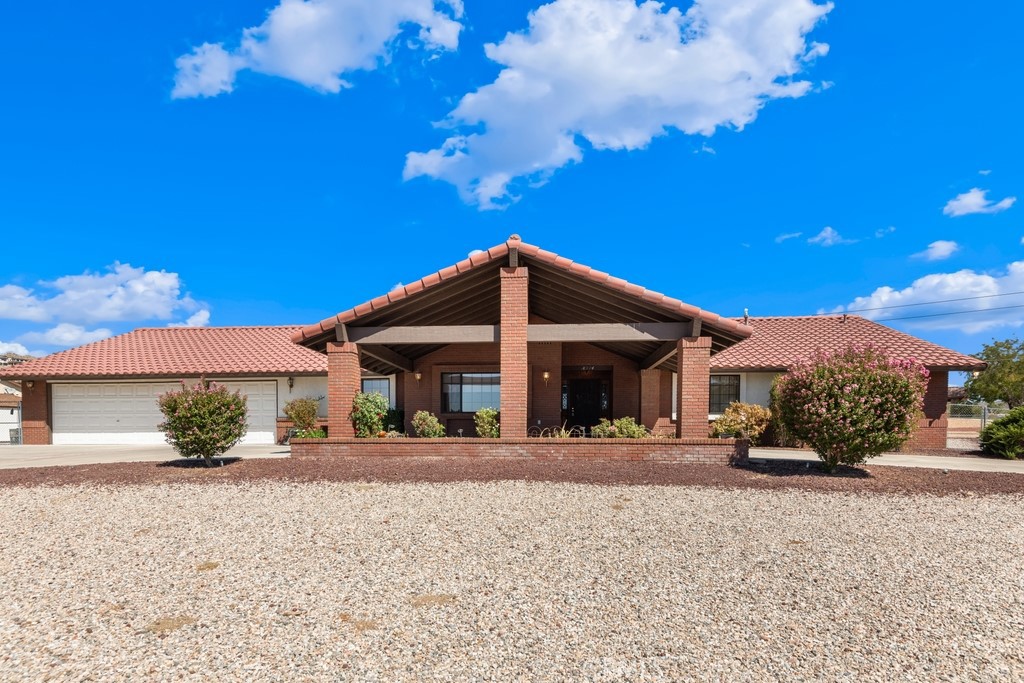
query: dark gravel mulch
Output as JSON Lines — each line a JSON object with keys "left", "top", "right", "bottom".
{"left": 1, "top": 456, "right": 1023, "bottom": 496}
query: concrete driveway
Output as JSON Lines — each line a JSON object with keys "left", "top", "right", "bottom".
{"left": 0, "top": 444, "right": 290, "bottom": 470}
{"left": 749, "top": 447, "right": 1024, "bottom": 474}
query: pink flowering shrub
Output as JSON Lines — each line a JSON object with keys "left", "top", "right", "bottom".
{"left": 351, "top": 391, "right": 390, "bottom": 438}
{"left": 157, "top": 379, "right": 248, "bottom": 467}
{"left": 773, "top": 346, "right": 928, "bottom": 472}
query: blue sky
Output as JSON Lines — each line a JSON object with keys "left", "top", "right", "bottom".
{"left": 1, "top": 0, "right": 1021, "bottom": 376}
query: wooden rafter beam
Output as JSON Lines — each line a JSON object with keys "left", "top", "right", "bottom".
{"left": 640, "top": 341, "right": 678, "bottom": 370}
{"left": 359, "top": 345, "right": 414, "bottom": 373}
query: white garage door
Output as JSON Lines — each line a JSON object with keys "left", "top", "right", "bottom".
{"left": 52, "top": 381, "right": 278, "bottom": 445}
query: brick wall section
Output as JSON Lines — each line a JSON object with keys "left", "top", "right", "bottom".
{"left": 500, "top": 267, "right": 529, "bottom": 437}
{"left": 20, "top": 380, "right": 51, "bottom": 445}
{"left": 639, "top": 368, "right": 660, "bottom": 430}
{"left": 326, "top": 341, "right": 360, "bottom": 438}
{"left": 676, "top": 336, "right": 712, "bottom": 439}
{"left": 529, "top": 342, "right": 563, "bottom": 428}
{"left": 292, "top": 436, "right": 750, "bottom": 465}
{"left": 403, "top": 343, "right": 500, "bottom": 433}
{"left": 905, "top": 371, "right": 949, "bottom": 451}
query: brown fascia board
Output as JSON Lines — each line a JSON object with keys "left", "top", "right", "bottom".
{"left": 2, "top": 371, "right": 328, "bottom": 381}
{"left": 712, "top": 361, "right": 987, "bottom": 373}
{"left": 292, "top": 236, "right": 753, "bottom": 347}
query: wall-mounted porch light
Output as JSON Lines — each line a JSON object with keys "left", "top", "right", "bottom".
{"left": 25, "top": 380, "right": 35, "bottom": 389}
{"left": 414, "top": 371, "right": 423, "bottom": 382}
{"left": 287, "top": 377, "right": 294, "bottom": 392}
{"left": 542, "top": 370, "right": 551, "bottom": 386}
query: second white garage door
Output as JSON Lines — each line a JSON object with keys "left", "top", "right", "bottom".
{"left": 52, "top": 381, "right": 279, "bottom": 445}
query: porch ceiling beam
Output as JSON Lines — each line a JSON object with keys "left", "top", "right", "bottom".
{"left": 526, "top": 322, "right": 691, "bottom": 343}
{"left": 640, "top": 341, "right": 678, "bottom": 369}
{"left": 359, "top": 345, "right": 414, "bottom": 373}
{"left": 344, "top": 325, "right": 501, "bottom": 344}
{"left": 340, "top": 321, "right": 700, "bottom": 345}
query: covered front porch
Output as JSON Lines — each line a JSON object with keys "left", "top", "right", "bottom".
{"left": 293, "top": 236, "right": 753, "bottom": 452}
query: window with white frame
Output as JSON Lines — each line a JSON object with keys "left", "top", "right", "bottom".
{"left": 709, "top": 375, "right": 741, "bottom": 413}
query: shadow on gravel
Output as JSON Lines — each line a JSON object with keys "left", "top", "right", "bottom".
{"left": 157, "top": 457, "right": 242, "bottom": 469}
{"left": 740, "top": 459, "right": 872, "bottom": 479}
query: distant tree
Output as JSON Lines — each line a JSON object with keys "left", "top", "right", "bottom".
{"left": 964, "top": 338, "right": 1024, "bottom": 408}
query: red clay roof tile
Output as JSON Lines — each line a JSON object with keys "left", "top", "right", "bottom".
{"left": 291, "top": 237, "right": 755, "bottom": 345}
{"left": 0, "top": 327, "right": 327, "bottom": 380}
{"left": 710, "top": 316, "right": 985, "bottom": 371}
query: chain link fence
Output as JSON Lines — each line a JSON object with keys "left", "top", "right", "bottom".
{"left": 948, "top": 402, "right": 1010, "bottom": 429}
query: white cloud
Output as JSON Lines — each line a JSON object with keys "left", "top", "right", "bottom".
{"left": 0, "top": 342, "right": 31, "bottom": 356}
{"left": 172, "top": 43, "right": 242, "bottom": 99}
{"left": 979, "top": 169, "right": 992, "bottom": 176}
{"left": 0, "top": 263, "right": 206, "bottom": 326}
{"left": 942, "top": 187, "right": 1016, "bottom": 217}
{"left": 775, "top": 232, "right": 803, "bottom": 243}
{"left": 913, "top": 240, "right": 959, "bottom": 261}
{"left": 807, "top": 226, "right": 854, "bottom": 246}
{"left": 405, "top": 0, "right": 832, "bottom": 208}
{"left": 840, "top": 261, "right": 1024, "bottom": 333}
{"left": 19, "top": 324, "right": 113, "bottom": 348}
{"left": 172, "top": 0, "right": 464, "bottom": 99}
{"left": 874, "top": 225, "right": 896, "bottom": 238}
{"left": 168, "top": 310, "right": 212, "bottom": 328}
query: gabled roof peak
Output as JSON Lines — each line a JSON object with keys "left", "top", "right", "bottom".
{"left": 292, "top": 237, "right": 753, "bottom": 348}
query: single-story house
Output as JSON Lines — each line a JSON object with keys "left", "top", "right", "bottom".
{"left": 708, "top": 315, "right": 985, "bottom": 449}
{"left": 0, "top": 236, "right": 984, "bottom": 451}
{"left": 4, "top": 327, "right": 331, "bottom": 445}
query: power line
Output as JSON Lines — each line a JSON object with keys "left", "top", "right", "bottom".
{"left": 873, "top": 303, "right": 1024, "bottom": 323}
{"left": 844, "top": 289, "right": 1024, "bottom": 314}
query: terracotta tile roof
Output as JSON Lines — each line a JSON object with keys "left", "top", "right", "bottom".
{"left": 710, "top": 316, "right": 986, "bottom": 372}
{"left": 0, "top": 327, "right": 328, "bottom": 380}
{"left": 292, "top": 235, "right": 753, "bottom": 346}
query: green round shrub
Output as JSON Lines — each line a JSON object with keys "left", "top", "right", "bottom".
{"left": 411, "top": 410, "right": 446, "bottom": 438}
{"left": 283, "top": 396, "right": 320, "bottom": 431}
{"left": 351, "top": 391, "right": 389, "bottom": 437}
{"left": 980, "top": 406, "right": 1024, "bottom": 459}
{"left": 474, "top": 407, "right": 500, "bottom": 438}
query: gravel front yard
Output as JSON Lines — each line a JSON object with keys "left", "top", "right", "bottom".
{"left": 1, "top": 479, "right": 1022, "bottom": 681}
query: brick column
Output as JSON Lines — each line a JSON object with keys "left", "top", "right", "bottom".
{"left": 326, "top": 342, "right": 360, "bottom": 438}
{"left": 500, "top": 267, "right": 529, "bottom": 437}
{"left": 21, "top": 380, "right": 51, "bottom": 445}
{"left": 906, "top": 371, "right": 949, "bottom": 450}
{"left": 639, "top": 368, "right": 660, "bottom": 430}
{"left": 676, "top": 337, "right": 711, "bottom": 439}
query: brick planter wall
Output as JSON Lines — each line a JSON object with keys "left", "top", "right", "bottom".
{"left": 290, "top": 437, "right": 749, "bottom": 465}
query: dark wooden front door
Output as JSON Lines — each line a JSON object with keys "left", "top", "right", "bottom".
{"left": 566, "top": 378, "right": 611, "bottom": 428}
